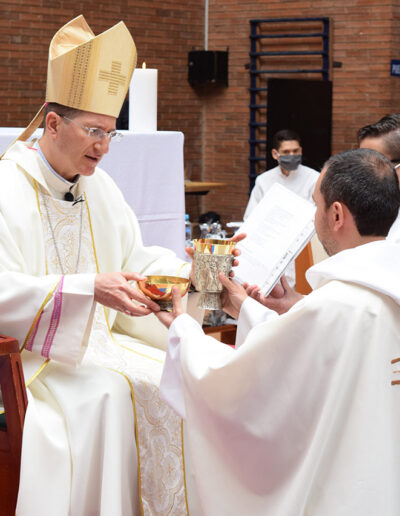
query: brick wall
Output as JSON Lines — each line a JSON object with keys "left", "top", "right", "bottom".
{"left": 0, "top": 1, "right": 398, "bottom": 227}
{"left": 391, "top": 0, "right": 400, "bottom": 112}
{"left": 0, "top": 0, "right": 204, "bottom": 175}
{"left": 199, "top": 0, "right": 400, "bottom": 225}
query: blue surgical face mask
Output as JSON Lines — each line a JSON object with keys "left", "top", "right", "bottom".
{"left": 277, "top": 153, "right": 302, "bottom": 171}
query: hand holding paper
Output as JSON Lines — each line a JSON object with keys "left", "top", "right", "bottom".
{"left": 245, "top": 274, "right": 304, "bottom": 314}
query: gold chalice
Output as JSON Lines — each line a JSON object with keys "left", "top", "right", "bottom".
{"left": 192, "top": 238, "right": 237, "bottom": 310}
{"left": 137, "top": 275, "right": 190, "bottom": 311}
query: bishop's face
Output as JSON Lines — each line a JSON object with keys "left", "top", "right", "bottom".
{"left": 313, "top": 169, "right": 338, "bottom": 257}
{"left": 52, "top": 111, "right": 117, "bottom": 180}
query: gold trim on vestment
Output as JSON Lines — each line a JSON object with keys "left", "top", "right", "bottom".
{"left": 117, "top": 343, "right": 164, "bottom": 363}
{"left": 85, "top": 191, "right": 189, "bottom": 514}
{"left": 14, "top": 180, "right": 57, "bottom": 394}
{"left": 34, "top": 178, "right": 41, "bottom": 214}
{"left": 26, "top": 359, "right": 50, "bottom": 387}
{"left": 85, "top": 195, "right": 151, "bottom": 514}
{"left": 181, "top": 419, "right": 190, "bottom": 515}
{"left": 34, "top": 179, "right": 49, "bottom": 274}
{"left": 21, "top": 274, "right": 57, "bottom": 387}
{"left": 85, "top": 194, "right": 100, "bottom": 272}
{"left": 22, "top": 279, "right": 60, "bottom": 351}
{"left": 108, "top": 368, "right": 144, "bottom": 516}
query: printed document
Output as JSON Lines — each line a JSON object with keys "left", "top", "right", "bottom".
{"left": 234, "top": 183, "right": 316, "bottom": 295}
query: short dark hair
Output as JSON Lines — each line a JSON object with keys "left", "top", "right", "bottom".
{"left": 320, "top": 148, "right": 400, "bottom": 237}
{"left": 43, "top": 102, "right": 82, "bottom": 129}
{"left": 272, "top": 129, "right": 301, "bottom": 151}
{"left": 357, "top": 114, "right": 400, "bottom": 161}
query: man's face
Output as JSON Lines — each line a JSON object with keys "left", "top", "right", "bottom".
{"left": 313, "top": 168, "right": 338, "bottom": 256}
{"left": 53, "top": 111, "right": 117, "bottom": 180}
{"left": 272, "top": 140, "right": 302, "bottom": 175}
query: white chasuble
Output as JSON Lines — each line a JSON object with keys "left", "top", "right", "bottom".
{"left": 34, "top": 184, "right": 189, "bottom": 516}
{"left": 0, "top": 141, "right": 195, "bottom": 516}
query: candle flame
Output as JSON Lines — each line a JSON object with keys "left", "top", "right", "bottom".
{"left": 142, "top": 62, "right": 147, "bottom": 69}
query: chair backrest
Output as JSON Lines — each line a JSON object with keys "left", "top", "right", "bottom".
{"left": 295, "top": 242, "right": 314, "bottom": 295}
{"left": 0, "top": 335, "right": 27, "bottom": 516}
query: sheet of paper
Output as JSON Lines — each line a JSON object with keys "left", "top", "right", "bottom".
{"left": 234, "top": 183, "right": 316, "bottom": 295}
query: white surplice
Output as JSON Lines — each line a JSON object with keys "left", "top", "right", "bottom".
{"left": 0, "top": 141, "right": 195, "bottom": 516}
{"left": 161, "top": 240, "right": 400, "bottom": 516}
{"left": 244, "top": 164, "right": 319, "bottom": 220}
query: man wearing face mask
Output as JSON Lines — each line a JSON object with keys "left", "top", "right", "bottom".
{"left": 244, "top": 129, "right": 319, "bottom": 219}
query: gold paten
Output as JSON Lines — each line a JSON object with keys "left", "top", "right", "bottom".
{"left": 137, "top": 276, "right": 190, "bottom": 311}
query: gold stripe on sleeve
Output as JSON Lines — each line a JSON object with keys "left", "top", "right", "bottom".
{"left": 22, "top": 278, "right": 60, "bottom": 350}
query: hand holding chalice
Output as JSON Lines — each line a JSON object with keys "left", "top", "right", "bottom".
{"left": 192, "top": 238, "right": 237, "bottom": 310}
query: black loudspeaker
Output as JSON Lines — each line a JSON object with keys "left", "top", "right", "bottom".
{"left": 188, "top": 50, "right": 228, "bottom": 87}
{"left": 266, "top": 78, "right": 332, "bottom": 172}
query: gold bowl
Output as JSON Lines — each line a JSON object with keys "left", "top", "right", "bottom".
{"left": 137, "top": 275, "right": 190, "bottom": 311}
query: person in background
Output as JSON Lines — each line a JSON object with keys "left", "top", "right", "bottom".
{"left": 249, "top": 113, "right": 400, "bottom": 314}
{"left": 358, "top": 113, "right": 400, "bottom": 170}
{"left": 358, "top": 113, "right": 400, "bottom": 241}
{"left": 243, "top": 129, "right": 320, "bottom": 288}
{"left": 244, "top": 128, "right": 319, "bottom": 219}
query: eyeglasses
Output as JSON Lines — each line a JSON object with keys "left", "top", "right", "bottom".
{"left": 60, "top": 115, "right": 123, "bottom": 142}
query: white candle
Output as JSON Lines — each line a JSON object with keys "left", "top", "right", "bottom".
{"left": 129, "top": 62, "right": 158, "bottom": 133}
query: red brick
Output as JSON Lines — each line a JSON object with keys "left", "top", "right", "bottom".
{"left": 0, "top": 0, "right": 398, "bottom": 222}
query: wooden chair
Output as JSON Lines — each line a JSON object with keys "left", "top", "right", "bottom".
{"left": 0, "top": 335, "right": 27, "bottom": 516}
{"left": 295, "top": 242, "right": 314, "bottom": 295}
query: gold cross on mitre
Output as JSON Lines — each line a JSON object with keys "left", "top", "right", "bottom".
{"left": 2, "top": 16, "right": 136, "bottom": 153}
{"left": 98, "top": 61, "right": 127, "bottom": 96}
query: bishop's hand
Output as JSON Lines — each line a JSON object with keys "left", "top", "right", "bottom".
{"left": 94, "top": 271, "right": 161, "bottom": 316}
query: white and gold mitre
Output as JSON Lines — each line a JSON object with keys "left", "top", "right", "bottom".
{"left": 14, "top": 15, "right": 137, "bottom": 144}
{"left": 46, "top": 15, "right": 136, "bottom": 116}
